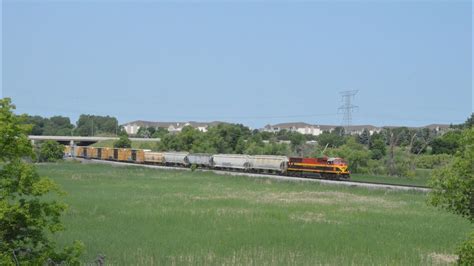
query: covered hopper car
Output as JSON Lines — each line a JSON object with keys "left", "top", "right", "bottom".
{"left": 187, "top": 153, "right": 213, "bottom": 167}
{"left": 212, "top": 154, "right": 251, "bottom": 170}
{"left": 248, "top": 155, "right": 288, "bottom": 173}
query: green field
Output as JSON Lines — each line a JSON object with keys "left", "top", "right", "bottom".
{"left": 38, "top": 161, "right": 471, "bottom": 265}
{"left": 350, "top": 173, "right": 429, "bottom": 187}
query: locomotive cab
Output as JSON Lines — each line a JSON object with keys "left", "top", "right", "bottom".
{"left": 327, "top": 157, "right": 350, "bottom": 177}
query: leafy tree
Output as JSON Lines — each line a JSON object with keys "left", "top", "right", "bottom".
{"left": 333, "top": 126, "right": 345, "bottom": 136}
{"left": 24, "top": 115, "right": 46, "bottom": 135}
{"left": 431, "top": 130, "right": 462, "bottom": 155}
{"left": 136, "top": 126, "right": 159, "bottom": 138}
{"left": 429, "top": 128, "right": 473, "bottom": 221}
{"left": 357, "top": 128, "right": 370, "bottom": 145}
{"left": 38, "top": 141, "right": 64, "bottom": 162}
{"left": 429, "top": 127, "right": 473, "bottom": 264}
{"left": 75, "top": 114, "right": 118, "bottom": 136}
{"left": 114, "top": 132, "right": 132, "bottom": 148}
{"left": 316, "top": 131, "right": 346, "bottom": 148}
{"left": 44, "top": 116, "right": 74, "bottom": 136}
{"left": 136, "top": 127, "right": 151, "bottom": 138}
{"left": 414, "top": 154, "right": 453, "bottom": 169}
{"left": 24, "top": 115, "right": 74, "bottom": 136}
{"left": 152, "top": 128, "right": 169, "bottom": 138}
{"left": 369, "top": 138, "right": 386, "bottom": 160}
{"left": 0, "top": 98, "right": 83, "bottom": 264}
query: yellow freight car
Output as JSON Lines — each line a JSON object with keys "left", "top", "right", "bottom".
{"left": 64, "top": 145, "right": 71, "bottom": 157}
{"left": 132, "top": 149, "right": 145, "bottom": 163}
{"left": 99, "top": 147, "right": 112, "bottom": 160}
{"left": 117, "top": 148, "right": 130, "bottom": 161}
{"left": 75, "top": 146, "right": 85, "bottom": 157}
{"left": 88, "top": 147, "right": 98, "bottom": 159}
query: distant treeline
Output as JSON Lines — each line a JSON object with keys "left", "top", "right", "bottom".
{"left": 25, "top": 114, "right": 120, "bottom": 136}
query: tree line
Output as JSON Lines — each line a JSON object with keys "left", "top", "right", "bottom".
{"left": 25, "top": 114, "right": 120, "bottom": 136}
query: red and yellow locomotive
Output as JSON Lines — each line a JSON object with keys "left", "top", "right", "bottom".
{"left": 287, "top": 156, "right": 350, "bottom": 179}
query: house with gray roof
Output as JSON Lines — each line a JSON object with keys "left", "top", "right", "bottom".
{"left": 122, "top": 120, "right": 224, "bottom": 135}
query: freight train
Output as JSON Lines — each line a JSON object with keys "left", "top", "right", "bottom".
{"left": 69, "top": 146, "right": 350, "bottom": 179}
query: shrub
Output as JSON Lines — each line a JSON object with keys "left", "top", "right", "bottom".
{"left": 38, "top": 140, "right": 64, "bottom": 162}
{"left": 457, "top": 231, "right": 474, "bottom": 265}
{"left": 114, "top": 133, "right": 131, "bottom": 148}
{"left": 414, "top": 154, "right": 453, "bottom": 169}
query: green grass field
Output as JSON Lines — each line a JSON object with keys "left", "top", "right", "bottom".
{"left": 38, "top": 161, "right": 471, "bottom": 265}
{"left": 350, "top": 173, "right": 429, "bottom": 187}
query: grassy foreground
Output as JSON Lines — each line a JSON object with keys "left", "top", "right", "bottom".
{"left": 38, "top": 161, "right": 471, "bottom": 265}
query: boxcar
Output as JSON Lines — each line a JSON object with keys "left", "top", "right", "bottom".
{"left": 212, "top": 154, "right": 250, "bottom": 170}
{"left": 100, "top": 147, "right": 112, "bottom": 160}
{"left": 187, "top": 153, "right": 213, "bottom": 167}
{"left": 64, "top": 145, "right": 71, "bottom": 157}
{"left": 144, "top": 151, "right": 165, "bottom": 164}
{"left": 76, "top": 146, "right": 88, "bottom": 158}
{"left": 116, "top": 148, "right": 130, "bottom": 161}
{"left": 248, "top": 155, "right": 288, "bottom": 173}
{"left": 163, "top": 152, "right": 189, "bottom": 166}
{"left": 88, "top": 147, "right": 99, "bottom": 159}
{"left": 131, "top": 149, "right": 145, "bottom": 163}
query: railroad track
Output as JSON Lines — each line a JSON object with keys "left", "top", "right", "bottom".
{"left": 74, "top": 158, "right": 431, "bottom": 192}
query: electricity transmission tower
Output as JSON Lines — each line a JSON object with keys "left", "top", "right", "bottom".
{"left": 338, "top": 90, "right": 358, "bottom": 134}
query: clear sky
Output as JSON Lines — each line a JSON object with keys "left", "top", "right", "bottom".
{"left": 2, "top": 0, "right": 473, "bottom": 128}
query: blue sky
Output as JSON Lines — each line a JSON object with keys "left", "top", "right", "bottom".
{"left": 2, "top": 1, "right": 472, "bottom": 128}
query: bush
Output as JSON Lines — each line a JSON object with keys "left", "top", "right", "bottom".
{"left": 390, "top": 149, "right": 415, "bottom": 177}
{"left": 114, "top": 133, "right": 131, "bottom": 148}
{"left": 414, "top": 154, "right": 453, "bottom": 169}
{"left": 38, "top": 140, "right": 64, "bottom": 162}
{"left": 365, "top": 159, "right": 387, "bottom": 176}
{"left": 457, "top": 231, "right": 474, "bottom": 265}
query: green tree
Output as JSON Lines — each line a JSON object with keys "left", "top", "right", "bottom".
{"left": 429, "top": 128, "right": 473, "bottom": 220}
{"left": 357, "top": 128, "right": 370, "bottom": 145}
{"left": 429, "top": 128, "right": 474, "bottom": 264}
{"left": 0, "top": 98, "right": 83, "bottom": 264}
{"left": 43, "top": 116, "right": 74, "bottom": 136}
{"left": 114, "top": 132, "right": 132, "bottom": 148}
{"left": 431, "top": 130, "right": 462, "bottom": 155}
{"left": 38, "top": 140, "right": 64, "bottom": 162}
{"left": 316, "top": 131, "right": 346, "bottom": 148}
{"left": 75, "top": 114, "right": 118, "bottom": 136}
{"left": 369, "top": 138, "right": 386, "bottom": 160}
{"left": 24, "top": 115, "right": 46, "bottom": 135}
{"left": 24, "top": 115, "right": 74, "bottom": 136}
{"left": 152, "top": 128, "right": 169, "bottom": 138}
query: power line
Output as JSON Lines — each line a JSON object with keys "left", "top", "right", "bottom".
{"left": 338, "top": 90, "right": 359, "bottom": 134}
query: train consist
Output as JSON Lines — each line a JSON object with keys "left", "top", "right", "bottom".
{"left": 70, "top": 146, "right": 350, "bottom": 179}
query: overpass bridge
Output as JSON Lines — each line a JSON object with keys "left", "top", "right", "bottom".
{"left": 28, "top": 135, "right": 161, "bottom": 146}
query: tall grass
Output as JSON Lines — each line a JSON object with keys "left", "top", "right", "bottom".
{"left": 38, "top": 161, "right": 470, "bottom": 265}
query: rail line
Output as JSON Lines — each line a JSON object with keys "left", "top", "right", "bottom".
{"left": 73, "top": 158, "right": 431, "bottom": 192}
